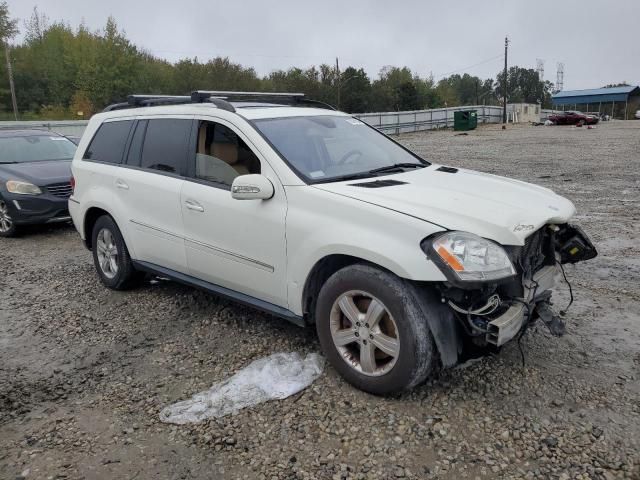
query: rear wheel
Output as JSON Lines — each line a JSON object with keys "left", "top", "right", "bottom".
{"left": 91, "top": 215, "right": 143, "bottom": 290}
{"left": 315, "top": 264, "right": 436, "bottom": 395}
{"left": 0, "top": 199, "right": 18, "bottom": 237}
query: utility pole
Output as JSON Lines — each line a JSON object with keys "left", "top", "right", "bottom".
{"left": 4, "top": 42, "right": 18, "bottom": 121}
{"left": 336, "top": 57, "right": 341, "bottom": 111}
{"left": 502, "top": 36, "right": 509, "bottom": 124}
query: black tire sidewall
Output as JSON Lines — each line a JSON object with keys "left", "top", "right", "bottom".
{"left": 315, "top": 264, "right": 435, "bottom": 395}
{"left": 91, "top": 215, "right": 136, "bottom": 289}
{"left": 0, "top": 197, "right": 18, "bottom": 237}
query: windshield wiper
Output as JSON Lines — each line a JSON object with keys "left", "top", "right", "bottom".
{"left": 368, "top": 163, "right": 427, "bottom": 174}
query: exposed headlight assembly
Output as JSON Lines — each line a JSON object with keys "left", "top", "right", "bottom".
{"left": 6, "top": 180, "right": 42, "bottom": 195}
{"left": 424, "top": 231, "right": 516, "bottom": 282}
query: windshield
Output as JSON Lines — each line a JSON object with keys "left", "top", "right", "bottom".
{"left": 253, "top": 115, "right": 428, "bottom": 183}
{"left": 0, "top": 135, "right": 77, "bottom": 164}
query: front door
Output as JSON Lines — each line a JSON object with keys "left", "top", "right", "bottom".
{"left": 180, "top": 118, "right": 288, "bottom": 307}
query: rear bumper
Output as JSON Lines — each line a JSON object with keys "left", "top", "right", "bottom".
{"left": 486, "top": 265, "right": 558, "bottom": 346}
{"left": 1, "top": 192, "right": 71, "bottom": 225}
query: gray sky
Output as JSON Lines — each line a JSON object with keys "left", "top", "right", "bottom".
{"left": 6, "top": 0, "right": 639, "bottom": 90}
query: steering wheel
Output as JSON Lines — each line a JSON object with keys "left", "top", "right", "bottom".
{"left": 338, "top": 149, "right": 363, "bottom": 165}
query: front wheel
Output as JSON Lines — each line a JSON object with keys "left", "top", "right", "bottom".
{"left": 91, "top": 215, "right": 144, "bottom": 290}
{"left": 0, "top": 199, "right": 18, "bottom": 237}
{"left": 315, "top": 264, "right": 436, "bottom": 395}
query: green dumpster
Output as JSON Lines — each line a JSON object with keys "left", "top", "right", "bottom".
{"left": 453, "top": 110, "right": 477, "bottom": 131}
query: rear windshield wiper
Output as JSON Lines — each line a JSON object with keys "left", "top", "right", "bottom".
{"left": 368, "top": 163, "right": 426, "bottom": 174}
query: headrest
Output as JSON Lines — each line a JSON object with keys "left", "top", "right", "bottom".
{"left": 212, "top": 142, "right": 239, "bottom": 165}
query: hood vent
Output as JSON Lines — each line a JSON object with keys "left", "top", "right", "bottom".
{"left": 350, "top": 179, "right": 408, "bottom": 188}
{"left": 436, "top": 166, "right": 458, "bottom": 173}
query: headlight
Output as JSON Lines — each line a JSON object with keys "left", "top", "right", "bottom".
{"left": 425, "top": 232, "right": 516, "bottom": 282}
{"left": 6, "top": 180, "right": 42, "bottom": 195}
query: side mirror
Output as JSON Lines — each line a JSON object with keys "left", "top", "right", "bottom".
{"left": 231, "top": 174, "right": 274, "bottom": 200}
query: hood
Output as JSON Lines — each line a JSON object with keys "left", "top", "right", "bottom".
{"left": 313, "top": 164, "right": 576, "bottom": 245}
{"left": 0, "top": 160, "right": 72, "bottom": 186}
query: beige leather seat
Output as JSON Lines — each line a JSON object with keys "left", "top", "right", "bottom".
{"left": 212, "top": 142, "right": 249, "bottom": 176}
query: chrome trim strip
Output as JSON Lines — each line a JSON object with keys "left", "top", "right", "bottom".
{"left": 129, "top": 219, "right": 182, "bottom": 239}
{"left": 129, "top": 219, "right": 274, "bottom": 272}
{"left": 185, "top": 237, "right": 274, "bottom": 272}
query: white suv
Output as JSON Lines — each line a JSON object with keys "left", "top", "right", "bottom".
{"left": 69, "top": 91, "right": 597, "bottom": 394}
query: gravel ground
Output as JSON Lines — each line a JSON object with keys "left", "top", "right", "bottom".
{"left": 1, "top": 121, "right": 639, "bottom": 480}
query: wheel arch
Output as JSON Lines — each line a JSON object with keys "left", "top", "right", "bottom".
{"left": 302, "top": 254, "right": 463, "bottom": 369}
{"left": 83, "top": 207, "right": 112, "bottom": 250}
{"left": 302, "top": 254, "right": 379, "bottom": 323}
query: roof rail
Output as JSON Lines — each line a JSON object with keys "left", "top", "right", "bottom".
{"left": 102, "top": 91, "right": 335, "bottom": 113}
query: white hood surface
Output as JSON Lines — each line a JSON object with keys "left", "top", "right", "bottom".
{"left": 313, "top": 164, "right": 576, "bottom": 245}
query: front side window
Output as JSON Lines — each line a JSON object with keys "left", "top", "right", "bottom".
{"left": 191, "top": 121, "right": 260, "bottom": 187}
{"left": 253, "top": 115, "right": 427, "bottom": 183}
{"left": 140, "top": 119, "right": 192, "bottom": 175}
{"left": 83, "top": 120, "right": 133, "bottom": 164}
{"left": 0, "top": 134, "right": 76, "bottom": 164}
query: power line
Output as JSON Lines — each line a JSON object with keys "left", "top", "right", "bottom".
{"left": 432, "top": 53, "right": 504, "bottom": 79}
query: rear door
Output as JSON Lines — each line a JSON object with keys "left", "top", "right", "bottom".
{"left": 114, "top": 117, "right": 193, "bottom": 273}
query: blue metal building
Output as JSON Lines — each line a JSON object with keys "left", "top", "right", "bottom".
{"left": 552, "top": 86, "right": 640, "bottom": 119}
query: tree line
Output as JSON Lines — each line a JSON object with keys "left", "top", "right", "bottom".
{"left": 0, "top": 5, "right": 555, "bottom": 120}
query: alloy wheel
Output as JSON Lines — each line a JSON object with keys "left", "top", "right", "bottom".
{"left": 0, "top": 201, "right": 13, "bottom": 233}
{"left": 329, "top": 290, "right": 400, "bottom": 376}
{"left": 96, "top": 228, "right": 119, "bottom": 279}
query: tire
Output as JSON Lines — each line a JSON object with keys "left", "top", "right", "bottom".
{"left": 91, "top": 215, "right": 144, "bottom": 290}
{"left": 0, "top": 198, "right": 18, "bottom": 237}
{"left": 315, "top": 263, "right": 436, "bottom": 395}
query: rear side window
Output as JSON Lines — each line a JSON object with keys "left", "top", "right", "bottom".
{"left": 83, "top": 120, "right": 133, "bottom": 164}
{"left": 140, "top": 119, "right": 192, "bottom": 175}
{"left": 125, "top": 120, "right": 147, "bottom": 166}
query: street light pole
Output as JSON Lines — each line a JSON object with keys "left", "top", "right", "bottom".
{"left": 502, "top": 36, "right": 509, "bottom": 124}
{"left": 4, "top": 42, "right": 18, "bottom": 121}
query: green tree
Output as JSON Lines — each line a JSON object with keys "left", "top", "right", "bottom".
{"left": 339, "top": 67, "right": 371, "bottom": 113}
{"left": 495, "top": 66, "right": 552, "bottom": 107}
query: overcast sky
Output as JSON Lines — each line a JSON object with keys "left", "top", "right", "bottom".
{"left": 6, "top": 0, "right": 639, "bottom": 90}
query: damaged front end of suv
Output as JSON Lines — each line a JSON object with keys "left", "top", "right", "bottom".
{"left": 422, "top": 224, "right": 597, "bottom": 356}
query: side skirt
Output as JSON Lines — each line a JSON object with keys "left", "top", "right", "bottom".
{"left": 132, "top": 260, "right": 306, "bottom": 327}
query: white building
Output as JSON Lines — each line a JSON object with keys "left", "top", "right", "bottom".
{"left": 507, "top": 103, "right": 541, "bottom": 123}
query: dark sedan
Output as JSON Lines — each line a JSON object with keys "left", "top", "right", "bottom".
{"left": 0, "top": 129, "right": 76, "bottom": 237}
{"left": 548, "top": 111, "right": 599, "bottom": 125}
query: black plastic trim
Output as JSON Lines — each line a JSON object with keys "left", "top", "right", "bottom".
{"left": 132, "top": 260, "right": 305, "bottom": 327}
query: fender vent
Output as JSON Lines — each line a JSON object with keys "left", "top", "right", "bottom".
{"left": 436, "top": 166, "right": 458, "bottom": 173}
{"left": 350, "top": 179, "right": 408, "bottom": 188}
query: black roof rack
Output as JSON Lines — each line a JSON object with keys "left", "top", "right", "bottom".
{"left": 191, "top": 91, "right": 336, "bottom": 110}
{"left": 102, "top": 91, "right": 336, "bottom": 113}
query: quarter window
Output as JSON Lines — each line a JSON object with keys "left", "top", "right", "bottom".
{"left": 140, "top": 119, "right": 192, "bottom": 175}
{"left": 83, "top": 120, "right": 133, "bottom": 164}
{"left": 190, "top": 121, "right": 261, "bottom": 187}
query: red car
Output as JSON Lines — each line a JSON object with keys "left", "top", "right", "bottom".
{"left": 548, "top": 111, "right": 599, "bottom": 125}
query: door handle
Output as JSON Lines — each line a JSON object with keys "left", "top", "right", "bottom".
{"left": 185, "top": 200, "right": 204, "bottom": 212}
{"left": 115, "top": 179, "right": 129, "bottom": 190}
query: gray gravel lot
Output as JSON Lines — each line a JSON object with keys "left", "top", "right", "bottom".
{"left": 1, "top": 121, "right": 639, "bottom": 480}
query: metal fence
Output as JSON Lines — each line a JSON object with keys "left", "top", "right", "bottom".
{"left": 354, "top": 105, "right": 503, "bottom": 134}
{"left": 0, "top": 105, "right": 505, "bottom": 138}
{"left": 0, "top": 120, "right": 89, "bottom": 137}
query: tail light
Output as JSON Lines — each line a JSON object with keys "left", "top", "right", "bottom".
{"left": 70, "top": 175, "right": 76, "bottom": 193}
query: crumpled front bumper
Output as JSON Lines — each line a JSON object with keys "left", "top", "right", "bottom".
{"left": 485, "top": 265, "right": 558, "bottom": 346}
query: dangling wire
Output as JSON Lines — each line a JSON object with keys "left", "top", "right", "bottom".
{"left": 557, "top": 261, "right": 574, "bottom": 316}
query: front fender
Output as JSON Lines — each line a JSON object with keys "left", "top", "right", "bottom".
{"left": 284, "top": 186, "right": 446, "bottom": 315}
